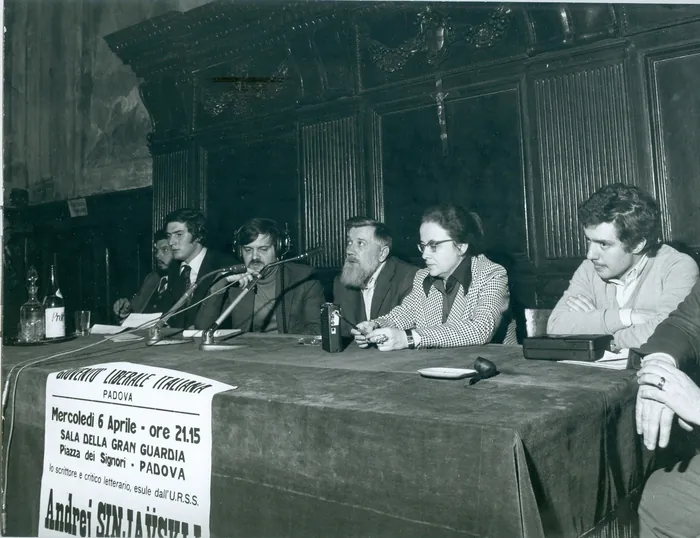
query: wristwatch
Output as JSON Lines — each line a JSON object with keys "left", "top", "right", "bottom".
{"left": 405, "top": 330, "right": 416, "bottom": 350}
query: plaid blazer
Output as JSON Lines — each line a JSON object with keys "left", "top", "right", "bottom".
{"left": 374, "top": 255, "right": 511, "bottom": 348}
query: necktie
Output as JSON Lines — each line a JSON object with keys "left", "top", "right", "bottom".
{"left": 180, "top": 265, "right": 192, "bottom": 290}
{"left": 157, "top": 276, "right": 168, "bottom": 294}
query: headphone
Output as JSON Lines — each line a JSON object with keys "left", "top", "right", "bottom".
{"left": 233, "top": 219, "right": 292, "bottom": 260}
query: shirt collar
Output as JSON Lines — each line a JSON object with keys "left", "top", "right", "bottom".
{"left": 422, "top": 255, "right": 472, "bottom": 296}
{"left": 362, "top": 260, "right": 386, "bottom": 291}
{"left": 182, "top": 247, "right": 207, "bottom": 276}
{"left": 608, "top": 254, "right": 648, "bottom": 287}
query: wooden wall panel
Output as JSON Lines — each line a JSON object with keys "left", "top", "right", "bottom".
{"left": 646, "top": 47, "right": 700, "bottom": 248}
{"left": 533, "top": 60, "right": 638, "bottom": 260}
{"left": 152, "top": 149, "right": 197, "bottom": 230}
{"left": 375, "top": 83, "right": 528, "bottom": 267}
{"left": 206, "top": 134, "right": 298, "bottom": 254}
{"left": 3, "top": 188, "right": 153, "bottom": 337}
{"left": 300, "top": 116, "right": 364, "bottom": 268}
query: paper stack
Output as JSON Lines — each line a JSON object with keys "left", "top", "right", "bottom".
{"left": 559, "top": 349, "right": 629, "bottom": 370}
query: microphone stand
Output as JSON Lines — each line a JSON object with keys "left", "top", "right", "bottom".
{"left": 198, "top": 275, "right": 260, "bottom": 351}
{"left": 146, "top": 266, "right": 236, "bottom": 346}
{"left": 199, "top": 246, "right": 323, "bottom": 351}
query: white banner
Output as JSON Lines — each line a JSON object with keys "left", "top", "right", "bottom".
{"left": 38, "top": 362, "right": 235, "bottom": 538}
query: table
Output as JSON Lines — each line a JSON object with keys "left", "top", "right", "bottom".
{"left": 2, "top": 334, "right": 652, "bottom": 537}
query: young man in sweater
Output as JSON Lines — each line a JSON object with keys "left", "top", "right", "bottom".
{"left": 547, "top": 183, "right": 698, "bottom": 350}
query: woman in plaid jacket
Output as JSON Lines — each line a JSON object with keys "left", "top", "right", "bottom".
{"left": 352, "top": 204, "right": 514, "bottom": 350}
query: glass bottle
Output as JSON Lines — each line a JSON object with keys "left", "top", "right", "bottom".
{"left": 19, "top": 266, "right": 45, "bottom": 343}
{"left": 43, "top": 264, "right": 65, "bottom": 339}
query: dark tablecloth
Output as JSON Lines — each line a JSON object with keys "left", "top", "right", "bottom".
{"left": 2, "top": 334, "right": 652, "bottom": 537}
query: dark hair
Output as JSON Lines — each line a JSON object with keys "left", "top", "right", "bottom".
{"left": 345, "top": 216, "right": 393, "bottom": 249}
{"left": 421, "top": 204, "right": 484, "bottom": 255}
{"left": 164, "top": 208, "right": 207, "bottom": 244}
{"left": 578, "top": 183, "right": 661, "bottom": 255}
{"left": 237, "top": 218, "right": 281, "bottom": 253}
{"left": 153, "top": 229, "right": 167, "bottom": 243}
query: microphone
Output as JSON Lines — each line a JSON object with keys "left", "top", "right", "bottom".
{"left": 219, "top": 263, "right": 248, "bottom": 275}
{"left": 146, "top": 264, "right": 245, "bottom": 346}
{"left": 199, "top": 246, "right": 324, "bottom": 351}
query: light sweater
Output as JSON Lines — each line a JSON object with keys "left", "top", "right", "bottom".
{"left": 547, "top": 244, "right": 699, "bottom": 349}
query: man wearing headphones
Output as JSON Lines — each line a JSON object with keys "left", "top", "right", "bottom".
{"left": 163, "top": 208, "right": 240, "bottom": 330}
{"left": 224, "top": 217, "right": 325, "bottom": 334}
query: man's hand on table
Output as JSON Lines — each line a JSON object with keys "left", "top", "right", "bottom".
{"left": 638, "top": 360, "right": 700, "bottom": 433}
{"left": 635, "top": 353, "right": 691, "bottom": 448}
{"left": 113, "top": 298, "right": 132, "bottom": 320}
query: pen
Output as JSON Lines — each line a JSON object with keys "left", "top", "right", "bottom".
{"left": 339, "top": 314, "right": 368, "bottom": 336}
{"left": 339, "top": 315, "right": 389, "bottom": 344}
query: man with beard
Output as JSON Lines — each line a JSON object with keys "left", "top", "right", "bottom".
{"left": 547, "top": 183, "right": 698, "bottom": 350}
{"left": 225, "top": 217, "right": 325, "bottom": 334}
{"left": 113, "top": 230, "right": 174, "bottom": 320}
{"left": 333, "top": 217, "right": 418, "bottom": 338}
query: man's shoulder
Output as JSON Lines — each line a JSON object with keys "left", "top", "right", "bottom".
{"left": 654, "top": 244, "right": 698, "bottom": 267}
{"left": 204, "top": 248, "right": 237, "bottom": 267}
{"left": 143, "top": 271, "right": 162, "bottom": 285}
{"left": 386, "top": 256, "right": 420, "bottom": 279}
{"left": 284, "top": 262, "right": 317, "bottom": 280}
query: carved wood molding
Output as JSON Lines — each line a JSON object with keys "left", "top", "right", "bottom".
{"left": 359, "top": 5, "right": 513, "bottom": 74}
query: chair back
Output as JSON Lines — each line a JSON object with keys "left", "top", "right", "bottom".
{"left": 524, "top": 308, "right": 552, "bottom": 338}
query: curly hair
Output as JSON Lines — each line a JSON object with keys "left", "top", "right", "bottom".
{"left": 578, "top": 183, "right": 661, "bottom": 255}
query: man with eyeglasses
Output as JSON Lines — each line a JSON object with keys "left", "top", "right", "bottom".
{"left": 352, "top": 204, "right": 514, "bottom": 350}
{"left": 113, "top": 230, "right": 174, "bottom": 320}
{"left": 333, "top": 217, "right": 418, "bottom": 337}
{"left": 547, "top": 183, "right": 698, "bottom": 351}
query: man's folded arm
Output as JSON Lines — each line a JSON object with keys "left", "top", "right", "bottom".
{"left": 547, "top": 264, "right": 622, "bottom": 335}
{"left": 614, "top": 259, "right": 698, "bottom": 349}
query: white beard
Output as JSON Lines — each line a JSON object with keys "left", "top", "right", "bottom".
{"left": 340, "top": 258, "right": 376, "bottom": 289}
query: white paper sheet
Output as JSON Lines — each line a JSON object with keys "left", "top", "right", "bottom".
{"left": 559, "top": 349, "right": 629, "bottom": 370}
{"left": 90, "top": 324, "right": 126, "bottom": 335}
{"left": 121, "top": 312, "right": 162, "bottom": 328}
{"left": 183, "top": 329, "right": 242, "bottom": 339}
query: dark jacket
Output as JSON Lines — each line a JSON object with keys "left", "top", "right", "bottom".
{"left": 130, "top": 271, "right": 167, "bottom": 314}
{"left": 225, "top": 262, "right": 325, "bottom": 335}
{"left": 332, "top": 256, "right": 419, "bottom": 337}
{"left": 164, "top": 249, "right": 238, "bottom": 330}
{"left": 639, "top": 279, "right": 700, "bottom": 371}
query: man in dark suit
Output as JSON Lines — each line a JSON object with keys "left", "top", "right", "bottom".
{"left": 333, "top": 216, "right": 419, "bottom": 337}
{"left": 113, "top": 230, "right": 173, "bottom": 320}
{"left": 225, "top": 218, "right": 325, "bottom": 335}
{"left": 163, "top": 208, "right": 238, "bottom": 330}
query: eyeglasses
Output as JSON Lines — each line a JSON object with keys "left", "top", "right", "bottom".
{"left": 416, "top": 239, "right": 454, "bottom": 253}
